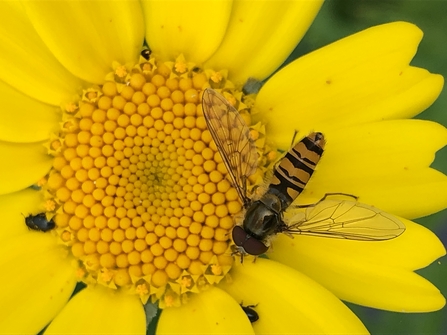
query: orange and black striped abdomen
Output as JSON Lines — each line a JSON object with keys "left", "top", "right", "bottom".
{"left": 268, "top": 132, "right": 325, "bottom": 207}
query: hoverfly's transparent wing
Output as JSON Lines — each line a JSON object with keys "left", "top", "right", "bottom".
{"left": 202, "top": 88, "right": 258, "bottom": 205}
{"left": 284, "top": 200, "right": 405, "bottom": 241}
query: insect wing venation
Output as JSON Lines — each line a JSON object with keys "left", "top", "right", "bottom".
{"left": 202, "top": 88, "right": 258, "bottom": 204}
{"left": 285, "top": 200, "right": 405, "bottom": 241}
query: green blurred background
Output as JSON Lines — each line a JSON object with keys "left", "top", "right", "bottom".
{"left": 289, "top": 1, "right": 447, "bottom": 334}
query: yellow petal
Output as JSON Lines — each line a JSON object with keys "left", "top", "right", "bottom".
{"left": 23, "top": 1, "right": 145, "bottom": 85}
{"left": 45, "top": 286, "right": 146, "bottom": 335}
{"left": 0, "top": 1, "right": 83, "bottom": 105}
{"left": 0, "top": 189, "right": 44, "bottom": 241}
{"left": 0, "top": 80, "right": 60, "bottom": 143}
{"left": 157, "top": 287, "right": 255, "bottom": 334}
{"left": 0, "top": 141, "right": 52, "bottom": 195}
{"left": 205, "top": 0, "right": 323, "bottom": 85}
{"left": 0, "top": 234, "right": 77, "bottom": 334}
{"left": 142, "top": 0, "right": 232, "bottom": 63}
{"left": 297, "top": 120, "right": 447, "bottom": 218}
{"left": 255, "top": 22, "right": 443, "bottom": 148}
{"left": 274, "top": 217, "right": 445, "bottom": 271}
{"left": 219, "top": 258, "right": 369, "bottom": 334}
{"left": 269, "top": 222, "right": 446, "bottom": 312}
{"left": 307, "top": 168, "right": 447, "bottom": 220}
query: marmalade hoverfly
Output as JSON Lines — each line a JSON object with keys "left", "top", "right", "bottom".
{"left": 201, "top": 88, "right": 405, "bottom": 258}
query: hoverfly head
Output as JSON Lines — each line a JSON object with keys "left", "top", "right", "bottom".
{"left": 232, "top": 225, "right": 269, "bottom": 257}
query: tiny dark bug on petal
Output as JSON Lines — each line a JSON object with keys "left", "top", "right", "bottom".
{"left": 241, "top": 304, "right": 259, "bottom": 323}
{"left": 141, "top": 49, "right": 151, "bottom": 60}
{"left": 25, "top": 213, "right": 55, "bottom": 232}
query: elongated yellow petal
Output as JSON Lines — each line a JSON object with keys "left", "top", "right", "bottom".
{"left": 0, "top": 234, "right": 76, "bottom": 334}
{"left": 205, "top": 0, "right": 323, "bottom": 85}
{"left": 306, "top": 168, "right": 447, "bottom": 220}
{"left": 157, "top": 287, "right": 255, "bottom": 334}
{"left": 219, "top": 258, "right": 369, "bottom": 334}
{"left": 23, "top": 1, "right": 145, "bottom": 85}
{"left": 0, "top": 1, "right": 83, "bottom": 105}
{"left": 275, "top": 217, "right": 445, "bottom": 271}
{"left": 0, "top": 80, "right": 60, "bottom": 143}
{"left": 0, "top": 141, "right": 52, "bottom": 195}
{"left": 269, "top": 227, "right": 446, "bottom": 312}
{"left": 321, "top": 120, "right": 447, "bottom": 172}
{"left": 255, "top": 22, "right": 443, "bottom": 148}
{"left": 45, "top": 286, "right": 146, "bottom": 335}
{"left": 0, "top": 189, "right": 44, "bottom": 241}
{"left": 142, "top": 0, "right": 232, "bottom": 63}
{"left": 296, "top": 120, "right": 447, "bottom": 218}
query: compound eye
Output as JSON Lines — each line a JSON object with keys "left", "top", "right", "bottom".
{"left": 243, "top": 237, "right": 268, "bottom": 256}
{"left": 232, "top": 226, "right": 247, "bottom": 246}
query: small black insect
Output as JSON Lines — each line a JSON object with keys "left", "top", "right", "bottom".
{"left": 24, "top": 213, "right": 55, "bottom": 232}
{"left": 241, "top": 304, "right": 259, "bottom": 323}
{"left": 141, "top": 49, "right": 151, "bottom": 60}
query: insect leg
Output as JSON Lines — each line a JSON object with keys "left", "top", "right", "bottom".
{"left": 269, "top": 130, "right": 299, "bottom": 171}
{"left": 290, "top": 130, "right": 299, "bottom": 147}
{"left": 230, "top": 245, "right": 245, "bottom": 263}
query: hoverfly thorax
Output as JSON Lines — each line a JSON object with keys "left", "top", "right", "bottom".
{"left": 243, "top": 194, "right": 283, "bottom": 240}
{"left": 232, "top": 194, "right": 283, "bottom": 256}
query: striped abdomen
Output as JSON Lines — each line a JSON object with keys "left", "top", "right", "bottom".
{"left": 268, "top": 132, "right": 325, "bottom": 207}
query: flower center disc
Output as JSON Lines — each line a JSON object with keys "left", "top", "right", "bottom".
{"left": 44, "top": 55, "right": 263, "bottom": 305}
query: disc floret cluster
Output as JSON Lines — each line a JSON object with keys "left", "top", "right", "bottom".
{"left": 43, "top": 54, "right": 271, "bottom": 306}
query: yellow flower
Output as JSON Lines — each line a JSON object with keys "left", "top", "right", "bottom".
{"left": 0, "top": 1, "right": 445, "bottom": 334}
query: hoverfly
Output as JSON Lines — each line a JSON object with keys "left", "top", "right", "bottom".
{"left": 24, "top": 213, "right": 55, "bottom": 232}
{"left": 201, "top": 88, "right": 405, "bottom": 258}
